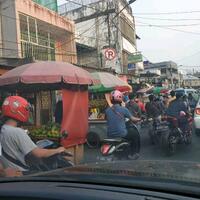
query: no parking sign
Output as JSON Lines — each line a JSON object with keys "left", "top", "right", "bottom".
{"left": 104, "top": 48, "right": 116, "bottom": 61}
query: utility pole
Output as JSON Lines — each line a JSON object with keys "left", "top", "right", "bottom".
{"left": 170, "top": 64, "right": 173, "bottom": 89}
{"left": 107, "top": 2, "right": 111, "bottom": 47}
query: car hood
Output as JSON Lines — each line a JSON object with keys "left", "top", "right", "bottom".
{"left": 32, "top": 160, "right": 200, "bottom": 184}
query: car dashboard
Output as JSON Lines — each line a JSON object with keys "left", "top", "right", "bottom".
{"left": 0, "top": 181, "right": 199, "bottom": 200}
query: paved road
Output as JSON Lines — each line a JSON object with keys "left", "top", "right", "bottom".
{"left": 83, "top": 126, "right": 200, "bottom": 164}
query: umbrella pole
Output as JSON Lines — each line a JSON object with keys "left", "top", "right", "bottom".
{"left": 36, "top": 92, "right": 41, "bottom": 127}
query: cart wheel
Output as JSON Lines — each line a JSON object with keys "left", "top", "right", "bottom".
{"left": 86, "top": 132, "right": 100, "bottom": 149}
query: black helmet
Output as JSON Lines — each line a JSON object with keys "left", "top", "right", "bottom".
{"left": 175, "top": 92, "right": 183, "bottom": 99}
{"left": 170, "top": 90, "right": 175, "bottom": 97}
{"left": 149, "top": 94, "right": 155, "bottom": 102}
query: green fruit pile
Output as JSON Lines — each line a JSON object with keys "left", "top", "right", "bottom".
{"left": 30, "top": 122, "right": 61, "bottom": 139}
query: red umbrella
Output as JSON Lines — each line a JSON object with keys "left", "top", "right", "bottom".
{"left": 0, "top": 61, "right": 97, "bottom": 91}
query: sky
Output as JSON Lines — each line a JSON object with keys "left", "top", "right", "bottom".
{"left": 58, "top": 0, "right": 200, "bottom": 69}
{"left": 132, "top": 0, "right": 200, "bottom": 68}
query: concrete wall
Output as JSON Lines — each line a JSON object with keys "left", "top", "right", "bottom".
{"left": 0, "top": 0, "right": 19, "bottom": 58}
{"left": 77, "top": 50, "right": 98, "bottom": 67}
{"left": 16, "top": 0, "right": 74, "bottom": 33}
{"left": 0, "top": 0, "right": 77, "bottom": 63}
{"left": 183, "top": 79, "right": 200, "bottom": 87}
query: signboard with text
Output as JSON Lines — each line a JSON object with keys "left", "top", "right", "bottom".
{"left": 128, "top": 53, "right": 143, "bottom": 64}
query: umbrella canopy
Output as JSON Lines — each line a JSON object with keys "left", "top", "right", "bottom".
{"left": 136, "top": 86, "right": 154, "bottom": 94}
{"left": 153, "top": 87, "right": 167, "bottom": 95}
{"left": 0, "top": 61, "right": 97, "bottom": 91}
{"left": 89, "top": 72, "right": 132, "bottom": 93}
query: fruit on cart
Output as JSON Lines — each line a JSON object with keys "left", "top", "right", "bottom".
{"left": 30, "top": 122, "right": 61, "bottom": 139}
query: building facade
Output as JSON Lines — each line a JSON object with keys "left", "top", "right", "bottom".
{"left": 142, "top": 61, "right": 180, "bottom": 88}
{"left": 59, "top": 0, "right": 138, "bottom": 74}
{"left": 0, "top": 0, "right": 77, "bottom": 74}
{"left": 182, "top": 74, "right": 200, "bottom": 88}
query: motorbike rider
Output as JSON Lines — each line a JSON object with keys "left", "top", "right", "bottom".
{"left": 105, "top": 90, "right": 141, "bottom": 159}
{"left": 145, "top": 94, "right": 162, "bottom": 120}
{"left": 126, "top": 93, "right": 142, "bottom": 118}
{"left": 168, "top": 90, "right": 176, "bottom": 105}
{"left": 135, "top": 94, "right": 146, "bottom": 113}
{"left": 167, "top": 92, "right": 191, "bottom": 131}
{"left": 0, "top": 96, "right": 66, "bottom": 173}
{"left": 166, "top": 92, "right": 188, "bottom": 119}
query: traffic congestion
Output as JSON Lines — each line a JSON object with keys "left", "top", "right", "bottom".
{"left": 86, "top": 88, "right": 199, "bottom": 162}
{"left": 1, "top": 0, "right": 200, "bottom": 199}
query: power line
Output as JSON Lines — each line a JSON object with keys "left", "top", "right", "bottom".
{"left": 176, "top": 50, "right": 200, "bottom": 62}
{"left": 135, "top": 16, "right": 200, "bottom": 21}
{"left": 137, "top": 21, "right": 200, "bottom": 27}
{"left": 136, "top": 21, "right": 200, "bottom": 35}
{"left": 133, "top": 10, "right": 200, "bottom": 15}
{"left": 0, "top": 10, "right": 105, "bottom": 51}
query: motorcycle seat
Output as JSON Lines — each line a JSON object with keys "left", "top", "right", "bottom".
{"left": 103, "top": 138, "right": 125, "bottom": 143}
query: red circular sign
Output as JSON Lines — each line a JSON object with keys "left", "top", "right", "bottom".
{"left": 104, "top": 48, "right": 116, "bottom": 60}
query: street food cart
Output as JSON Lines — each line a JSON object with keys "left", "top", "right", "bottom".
{"left": 0, "top": 61, "right": 97, "bottom": 164}
{"left": 87, "top": 72, "right": 132, "bottom": 148}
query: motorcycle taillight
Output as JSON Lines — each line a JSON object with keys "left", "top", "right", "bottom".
{"left": 101, "top": 144, "right": 111, "bottom": 155}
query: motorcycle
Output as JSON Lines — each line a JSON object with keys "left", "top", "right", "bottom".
{"left": 148, "top": 117, "right": 169, "bottom": 145}
{"left": 25, "top": 131, "right": 74, "bottom": 174}
{"left": 161, "top": 113, "right": 193, "bottom": 156}
{"left": 100, "top": 120, "right": 140, "bottom": 160}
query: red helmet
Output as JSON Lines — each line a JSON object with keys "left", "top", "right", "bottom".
{"left": 111, "top": 90, "right": 123, "bottom": 103}
{"left": 2, "top": 96, "right": 30, "bottom": 123}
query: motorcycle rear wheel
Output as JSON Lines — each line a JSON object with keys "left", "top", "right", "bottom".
{"left": 185, "top": 131, "right": 192, "bottom": 145}
{"left": 161, "top": 131, "right": 176, "bottom": 156}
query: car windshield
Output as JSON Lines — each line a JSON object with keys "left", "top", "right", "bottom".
{"left": 1, "top": 0, "right": 200, "bottom": 193}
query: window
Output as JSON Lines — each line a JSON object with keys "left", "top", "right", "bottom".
{"left": 19, "top": 13, "right": 55, "bottom": 61}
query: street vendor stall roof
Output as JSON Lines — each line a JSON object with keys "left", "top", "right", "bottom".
{"left": 136, "top": 86, "right": 154, "bottom": 94}
{"left": 0, "top": 61, "right": 99, "bottom": 91}
{"left": 89, "top": 72, "right": 132, "bottom": 93}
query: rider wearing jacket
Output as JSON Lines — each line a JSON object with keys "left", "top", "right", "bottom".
{"left": 105, "top": 90, "right": 141, "bottom": 159}
{"left": 166, "top": 93, "right": 188, "bottom": 119}
{"left": 145, "top": 94, "right": 162, "bottom": 119}
{"left": 0, "top": 96, "right": 66, "bottom": 172}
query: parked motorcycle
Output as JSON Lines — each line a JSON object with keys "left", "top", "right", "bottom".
{"left": 100, "top": 121, "right": 140, "bottom": 160}
{"left": 25, "top": 131, "right": 74, "bottom": 174}
{"left": 161, "top": 114, "right": 193, "bottom": 156}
